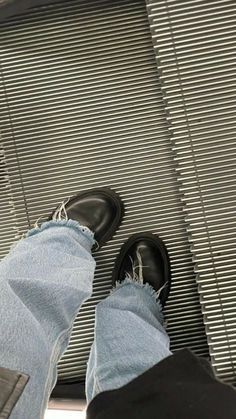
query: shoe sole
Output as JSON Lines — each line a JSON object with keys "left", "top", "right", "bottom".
{"left": 112, "top": 232, "right": 171, "bottom": 306}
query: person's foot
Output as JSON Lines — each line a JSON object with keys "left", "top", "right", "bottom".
{"left": 112, "top": 232, "right": 171, "bottom": 307}
{"left": 49, "top": 187, "right": 124, "bottom": 249}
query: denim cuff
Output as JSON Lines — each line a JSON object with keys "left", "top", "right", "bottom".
{"left": 112, "top": 277, "right": 164, "bottom": 323}
{"left": 25, "top": 219, "right": 95, "bottom": 247}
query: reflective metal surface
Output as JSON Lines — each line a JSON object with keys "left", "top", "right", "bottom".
{"left": 0, "top": 0, "right": 209, "bottom": 381}
{"left": 147, "top": 0, "right": 236, "bottom": 383}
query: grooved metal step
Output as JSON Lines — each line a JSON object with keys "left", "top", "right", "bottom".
{"left": 147, "top": 0, "right": 236, "bottom": 384}
{"left": 0, "top": 0, "right": 208, "bottom": 381}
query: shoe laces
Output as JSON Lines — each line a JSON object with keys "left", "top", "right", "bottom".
{"left": 125, "top": 250, "right": 168, "bottom": 300}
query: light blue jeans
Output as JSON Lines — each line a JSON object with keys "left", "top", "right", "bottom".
{"left": 0, "top": 220, "right": 171, "bottom": 419}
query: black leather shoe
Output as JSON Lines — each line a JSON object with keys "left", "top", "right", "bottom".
{"left": 112, "top": 232, "right": 171, "bottom": 307}
{"left": 50, "top": 187, "right": 124, "bottom": 249}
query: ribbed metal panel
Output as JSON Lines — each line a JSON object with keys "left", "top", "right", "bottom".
{"left": 0, "top": 0, "right": 208, "bottom": 381}
{"left": 147, "top": 0, "right": 236, "bottom": 383}
{"left": 0, "top": 137, "right": 20, "bottom": 257}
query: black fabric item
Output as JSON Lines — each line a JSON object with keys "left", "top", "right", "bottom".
{"left": 0, "top": 366, "right": 29, "bottom": 419}
{"left": 86, "top": 349, "right": 236, "bottom": 419}
{"left": 112, "top": 232, "right": 171, "bottom": 306}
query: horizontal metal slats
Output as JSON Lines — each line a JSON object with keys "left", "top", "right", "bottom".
{"left": 147, "top": 0, "right": 236, "bottom": 383}
{"left": 0, "top": 0, "right": 208, "bottom": 380}
{"left": 0, "top": 137, "right": 20, "bottom": 257}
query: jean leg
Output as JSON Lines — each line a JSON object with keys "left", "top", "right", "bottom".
{"left": 0, "top": 219, "right": 95, "bottom": 419}
{"left": 86, "top": 279, "right": 172, "bottom": 403}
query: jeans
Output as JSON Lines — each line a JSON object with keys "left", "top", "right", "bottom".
{"left": 0, "top": 220, "right": 171, "bottom": 419}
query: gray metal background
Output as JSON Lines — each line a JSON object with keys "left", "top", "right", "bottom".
{"left": 147, "top": 0, "right": 236, "bottom": 383}
{"left": 1, "top": 0, "right": 228, "bottom": 383}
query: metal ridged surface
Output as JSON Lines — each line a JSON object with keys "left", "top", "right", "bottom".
{"left": 147, "top": 0, "right": 236, "bottom": 383}
{"left": 0, "top": 0, "right": 208, "bottom": 381}
{"left": 0, "top": 138, "right": 20, "bottom": 255}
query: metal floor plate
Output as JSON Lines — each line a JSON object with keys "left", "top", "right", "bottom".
{"left": 147, "top": 0, "right": 236, "bottom": 384}
{"left": 0, "top": 0, "right": 208, "bottom": 381}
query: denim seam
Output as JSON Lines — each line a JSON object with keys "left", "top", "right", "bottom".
{"left": 39, "top": 278, "right": 93, "bottom": 419}
{"left": 94, "top": 374, "right": 102, "bottom": 395}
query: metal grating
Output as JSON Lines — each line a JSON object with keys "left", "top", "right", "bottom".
{"left": 0, "top": 0, "right": 208, "bottom": 381}
{"left": 0, "top": 136, "right": 20, "bottom": 255}
{"left": 146, "top": 0, "right": 236, "bottom": 383}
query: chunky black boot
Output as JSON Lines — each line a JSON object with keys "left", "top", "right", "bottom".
{"left": 112, "top": 232, "right": 171, "bottom": 307}
{"left": 50, "top": 187, "right": 124, "bottom": 249}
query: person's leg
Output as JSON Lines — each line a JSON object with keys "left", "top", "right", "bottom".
{"left": 0, "top": 188, "right": 124, "bottom": 419}
{"left": 0, "top": 219, "right": 95, "bottom": 419}
{"left": 86, "top": 233, "right": 172, "bottom": 403}
{"left": 86, "top": 279, "right": 171, "bottom": 402}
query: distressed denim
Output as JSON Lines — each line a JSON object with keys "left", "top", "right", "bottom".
{"left": 0, "top": 220, "right": 171, "bottom": 418}
{"left": 86, "top": 280, "right": 171, "bottom": 403}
